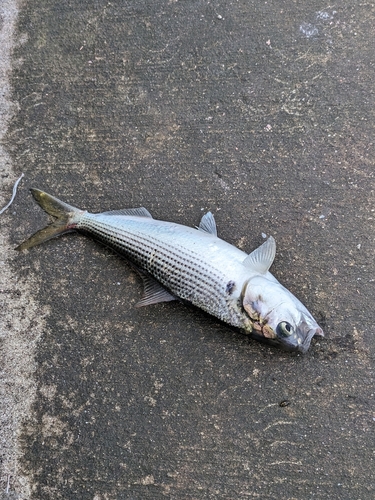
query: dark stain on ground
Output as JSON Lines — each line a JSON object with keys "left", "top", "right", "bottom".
{"left": 7, "top": 0, "right": 375, "bottom": 498}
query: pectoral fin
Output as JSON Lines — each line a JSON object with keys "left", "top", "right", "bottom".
{"left": 242, "top": 236, "right": 276, "bottom": 274}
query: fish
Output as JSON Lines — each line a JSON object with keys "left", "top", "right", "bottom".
{"left": 16, "top": 189, "right": 324, "bottom": 353}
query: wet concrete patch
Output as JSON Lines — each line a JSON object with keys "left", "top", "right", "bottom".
{"left": 3, "top": 0, "right": 375, "bottom": 498}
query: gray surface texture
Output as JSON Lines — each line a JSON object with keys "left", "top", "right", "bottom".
{"left": 1, "top": 0, "right": 375, "bottom": 499}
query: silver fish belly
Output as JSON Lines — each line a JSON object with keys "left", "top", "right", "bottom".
{"left": 16, "top": 189, "right": 324, "bottom": 353}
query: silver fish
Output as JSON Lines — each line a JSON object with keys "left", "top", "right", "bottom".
{"left": 17, "top": 189, "right": 324, "bottom": 353}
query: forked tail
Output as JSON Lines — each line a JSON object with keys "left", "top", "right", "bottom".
{"left": 16, "top": 189, "right": 82, "bottom": 251}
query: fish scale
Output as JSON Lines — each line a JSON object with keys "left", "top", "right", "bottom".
{"left": 16, "top": 189, "right": 324, "bottom": 353}
{"left": 77, "top": 213, "right": 241, "bottom": 324}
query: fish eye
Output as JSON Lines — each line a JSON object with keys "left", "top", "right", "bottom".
{"left": 276, "top": 321, "right": 294, "bottom": 337}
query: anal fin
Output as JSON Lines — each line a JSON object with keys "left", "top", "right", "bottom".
{"left": 135, "top": 272, "right": 176, "bottom": 307}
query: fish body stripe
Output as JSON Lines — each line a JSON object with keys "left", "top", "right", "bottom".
{"left": 78, "top": 214, "right": 246, "bottom": 325}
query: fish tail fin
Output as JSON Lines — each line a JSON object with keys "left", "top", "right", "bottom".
{"left": 16, "top": 188, "right": 82, "bottom": 251}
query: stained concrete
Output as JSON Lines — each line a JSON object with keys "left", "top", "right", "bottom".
{"left": 0, "top": 2, "right": 44, "bottom": 498}
{"left": 1, "top": 0, "right": 375, "bottom": 498}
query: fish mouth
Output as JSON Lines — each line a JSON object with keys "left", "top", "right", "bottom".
{"left": 296, "top": 332, "right": 317, "bottom": 353}
{"left": 295, "top": 325, "right": 324, "bottom": 354}
{"left": 291, "top": 326, "right": 324, "bottom": 354}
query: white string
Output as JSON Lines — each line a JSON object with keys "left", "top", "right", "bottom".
{"left": 0, "top": 173, "right": 24, "bottom": 215}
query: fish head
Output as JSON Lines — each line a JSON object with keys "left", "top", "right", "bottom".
{"left": 242, "top": 275, "right": 324, "bottom": 353}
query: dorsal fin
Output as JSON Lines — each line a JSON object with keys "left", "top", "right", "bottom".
{"left": 242, "top": 236, "right": 276, "bottom": 274}
{"left": 197, "top": 212, "right": 217, "bottom": 236}
{"left": 101, "top": 207, "right": 153, "bottom": 218}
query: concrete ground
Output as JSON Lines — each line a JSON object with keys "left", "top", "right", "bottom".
{"left": 1, "top": 0, "right": 375, "bottom": 498}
